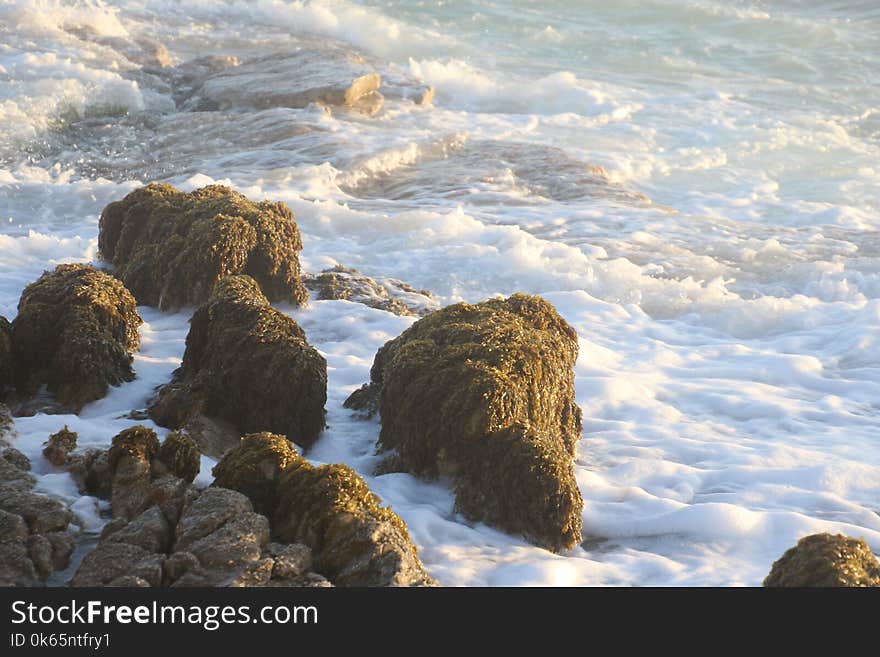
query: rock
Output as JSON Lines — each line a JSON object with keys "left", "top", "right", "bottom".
{"left": 26, "top": 534, "right": 55, "bottom": 579}
{"left": 0, "top": 509, "right": 36, "bottom": 586}
{"left": 46, "top": 531, "right": 75, "bottom": 571}
{"left": 0, "top": 490, "right": 74, "bottom": 534}
{"left": 1, "top": 447, "right": 31, "bottom": 472}
{"left": 267, "top": 542, "right": 312, "bottom": 579}
{"left": 147, "top": 475, "right": 198, "bottom": 527}
{"left": 70, "top": 542, "right": 165, "bottom": 587}
{"left": 764, "top": 533, "right": 880, "bottom": 587}
{"left": 0, "top": 403, "right": 12, "bottom": 443}
{"left": 169, "top": 487, "right": 271, "bottom": 587}
{"left": 274, "top": 460, "right": 436, "bottom": 587}
{"left": 173, "top": 487, "right": 254, "bottom": 551}
{"left": 0, "top": 449, "right": 36, "bottom": 494}
{"left": 162, "top": 551, "right": 199, "bottom": 583}
{"left": 211, "top": 432, "right": 299, "bottom": 514}
{"left": 342, "top": 383, "right": 380, "bottom": 419}
{"left": 43, "top": 426, "right": 77, "bottom": 466}
{"left": 11, "top": 264, "right": 141, "bottom": 412}
{"left": 66, "top": 448, "right": 112, "bottom": 498}
{"left": 102, "top": 506, "right": 173, "bottom": 553}
{"left": 304, "top": 265, "right": 438, "bottom": 317}
{"left": 184, "top": 49, "right": 383, "bottom": 115}
{"left": 360, "top": 293, "right": 583, "bottom": 552}
{"left": 149, "top": 276, "right": 326, "bottom": 449}
{"left": 157, "top": 432, "right": 200, "bottom": 483}
{"left": 98, "top": 183, "right": 308, "bottom": 310}
{"left": 108, "top": 426, "right": 160, "bottom": 520}
{"left": 0, "top": 316, "right": 12, "bottom": 395}
{"left": 267, "top": 572, "right": 332, "bottom": 588}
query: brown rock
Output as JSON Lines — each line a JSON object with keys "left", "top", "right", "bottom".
{"left": 108, "top": 426, "right": 160, "bottom": 520}
{"left": 43, "top": 426, "right": 77, "bottom": 466}
{"left": 764, "top": 533, "right": 880, "bottom": 587}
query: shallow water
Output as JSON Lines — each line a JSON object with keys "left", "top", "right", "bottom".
{"left": 1, "top": 0, "right": 878, "bottom": 586}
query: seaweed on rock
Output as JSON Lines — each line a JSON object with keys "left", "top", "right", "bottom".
{"left": 148, "top": 276, "right": 327, "bottom": 449}
{"left": 358, "top": 293, "right": 584, "bottom": 552}
{"left": 11, "top": 264, "right": 141, "bottom": 412}
{"left": 98, "top": 183, "right": 308, "bottom": 310}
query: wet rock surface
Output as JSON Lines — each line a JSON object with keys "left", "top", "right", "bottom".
{"left": 213, "top": 433, "right": 435, "bottom": 586}
{"left": 67, "top": 428, "right": 331, "bottom": 588}
{"left": 43, "top": 426, "right": 77, "bottom": 467}
{"left": 10, "top": 264, "right": 142, "bottom": 413}
{"left": 98, "top": 183, "right": 308, "bottom": 310}
{"left": 304, "top": 265, "right": 438, "bottom": 317}
{"left": 356, "top": 293, "right": 584, "bottom": 552}
{"left": 764, "top": 533, "right": 880, "bottom": 587}
{"left": 0, "top": 447, "right": 75, "bottom": 586}
{"left": 148, "top": 276, "right": 327, "bottom": 450}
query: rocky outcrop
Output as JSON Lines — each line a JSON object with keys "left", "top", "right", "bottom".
{"left": 213, "top": 432, "right": 435, "bottom": 586}
{"left": 108, "top": 426, "right": 160, "bottom": 521}
{"left": 764, "top": 533, "right": 880, "bottom": 587}
{"left": 0, "top": 317, "right": 12, "bottom": 396}
{"left": 148, "top": 276, "right": 326, "bottom": 450}
{"left": 43, "top": 426, "right": 77, "bottom": 467}
{"left": 182, "top": 49, "right": 384, "bottom": 115}
{"left": 212, "top": 432, "right": 299, "bottom": 515}
{"left": 10, "top": 264, "right": 141, "bottom": 413}
{"left": 304, "top": 265, "right": 438, "bottom": 317}
{"left": 353, "top": 293, "right": 583, "bottom": 552}
{"left": 0, "top": 448, "right": 75, "bottom": 586}
{"left": 68, "top": 428, "right": 330, "bottom": 588}
{"left": 98, "top": 183, "right": 308, "bottom": 310}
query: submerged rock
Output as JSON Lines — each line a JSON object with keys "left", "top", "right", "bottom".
{"left": 357, "top": 293, "right": 583, "bottom": 552}
{"left": 43, "top": 426, "right": 77, "bottom": 467}
{"left": 183, "top": 49, "right": 384, "bottom": 115}
{"left": 98, "top": 183, "right": 308, "bottom": 310}
{"left": 764, "top": 533, "right": 880, "bottom": 587}
{"left": 149, "top": 276, "right": 327, "bottom": 450}
{"left": 304, "top": 265, "right": 438, "bottom": 317}
{"left": 211, "top": 432, "right": 299, "bottom": 515}
{"left": 11, "top": 264, "right": 142, "bottom": 413}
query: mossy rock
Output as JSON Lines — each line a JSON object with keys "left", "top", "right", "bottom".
{"left": 211, "top": 432, "right": 299, "bottom": 514}
{"left": 362, "top": 293, "right": 583, "bottom": 552}
{"left": 764, "top": 533, "right": 880, "bottom": 587}
{"left": 273, "top": 460, "right": 436, "bottom": 586}
{"left": 11, "top": 264, "right": 141, "bottom": 412}
{"left": 98, "top": 183, "right": 308, "bottom": 310}
{"left": 43, "top": 426, "right": 78, "bottom": 467}
{"left": 0, "top": 317, "right": 12, "bottom": 396}
{"left": 157, "top": 432, "right": 201, "bottom": 483}
{"left": 108, "top": 426, "right": 160, "bottom": 472}
{"left": 149, "top": 275, "right": 327, "bottom": 449}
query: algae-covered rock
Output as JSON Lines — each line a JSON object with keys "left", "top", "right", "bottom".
{"left": 11, "top": 264, "right": 141, "bottom": 412}
{"left": 764, "top": 533, "right": 880, "bottom": 587}
{"left": 0, "top": 317, "right": 12, "bottom": 395}
{"left": 273, "top": 460, "right": 436, "bottom": 587}
{"left": 360, "top": 293, "right": 583, "bottom": 552}
{"left": 304, "top": 265, "right": 438, "bottom": 317}
{"left": 211, "top": 432, "right": 299, "bottom": 514}
{"left": 149, "top": 276, "right": 326, "bottom": 449}
{"left": 98, "top": 183, "right": 308, "bottom": 310}
{"left": 43, "top": 426, "right": 77, "bottom": 467}
{"left": 108, "top": 426, "right": 160, "bottom": 520}
{"left": 156, "top": 431, "right": 200, "bottom": 483}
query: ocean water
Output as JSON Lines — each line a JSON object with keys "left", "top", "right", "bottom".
{"left": 1, "top": 0, "right": 879, "bottom": 586}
